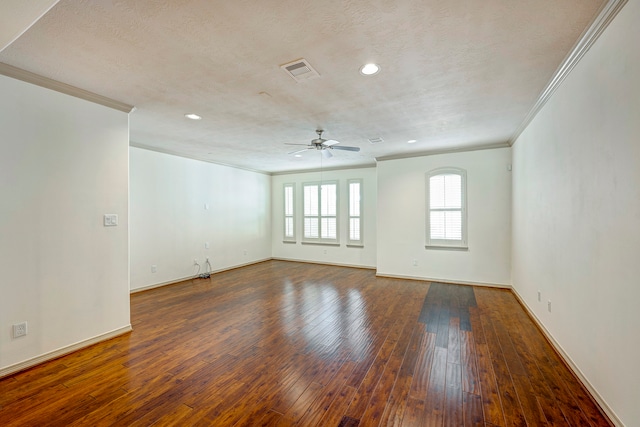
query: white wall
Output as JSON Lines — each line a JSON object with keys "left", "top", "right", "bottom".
{"left": 511, "top": 1, "right": 640, "bottom": 424}
{"left": 130, "top": 147, "right": 272, "bottom": 290}
{"left": 271, "top": 167, "right": 377, "bottom": 268}
{"left": 0, "top": 75, "right": 130, "bottom": 373}
{"left": 377, "top": 148, "right": 512, "bottom": 286}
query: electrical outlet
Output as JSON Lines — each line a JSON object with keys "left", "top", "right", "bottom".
{"left": 547, "top": 300, "right": 552, "bottom": 312}
{"left": 537, "top": 290, "right": 541, "bottom": 302}
{"left": 244, "top": 250, "right": 248, "bottom": 256}
{"left": 206, "top": 257, "right": 209, "bottom": 263}
{"left": 151, "top": 265, "right": 157, "bottom": 273}
{"left": 194, "top": 259, "right": 198, "bottom": 265}
{"left": 204, "top": 242, "right": 210, "bottom": 249}
{"left": 13, "top": 322, "right": 27, "bottom": 338}
{"left": 413, "top": 259, "right": 417, "bottom": 266}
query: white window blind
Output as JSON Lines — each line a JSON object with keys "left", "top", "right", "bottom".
{"left": 283, "top": 183, "right": 295, "bottom": 241}
{"left": 348, "top": 179, "right": 362, "bottom": 245}
{"left": 426, "top": 169, "right": 467, "bottom": 248}
{"left": 303, "top": 181, "right": 338, "bottom": 243}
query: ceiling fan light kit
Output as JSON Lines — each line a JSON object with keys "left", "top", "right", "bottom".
{"left": 286, "top": 130, "right": 361, "bottom": 157}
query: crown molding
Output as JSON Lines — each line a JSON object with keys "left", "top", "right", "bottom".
{"left": 508, "top": 0, "right": 628, "bottom": 145}
{"left": 129, "top": 142, "right": 272, "bottom": 175}
{"left": 0, "top": 62, "right": 134, "bottom": 113}
{"left": 375, "top": 142, "right": 510, "bottom": 163}
{"left": 131, "top": 141, "right": 377, "bottom": 176}
{"left": 271, "top": 162, "right": 377, "bottom": 176}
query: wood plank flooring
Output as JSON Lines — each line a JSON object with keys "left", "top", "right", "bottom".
{"left": 0, "top": 261, "right": 611, "bottom": 426}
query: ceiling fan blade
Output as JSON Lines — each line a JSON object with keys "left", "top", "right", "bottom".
{"left": 322, "top": 149, "right": 333, "bottom": 158}
{"left": 288, "top": 148, "right": 311, "bottom": 155}
{"left": 284, "top": 143, "right": 310, "bottom": 146}
{"left": 323, "top": 139, "right": 340, "bottom": 147}
{"left": 331, "top": 145, "right": 360, "bottom": 152}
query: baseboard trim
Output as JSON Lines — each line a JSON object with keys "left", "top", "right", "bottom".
{"left": 375, "top": 272, "right": 511, "bottom": 289}
{"left": 130, "top": 275, "right": 200, "bottom": 293}
{"left": 271, "top": 257, "right": 376, "bottom": 270}
{"left": 208, "top": 258, "right": 273, "bottom": 274}
{"left": 130, "top": 258, "right": 273, "bottom": 293}
{"left": 511, "top": 288, "right": 620, "bottom": 426}
{"left": 0, "top": 325, "right": 132, "bottom": 379}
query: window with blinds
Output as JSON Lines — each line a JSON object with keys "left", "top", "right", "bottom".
{"left": 348, "top": 179, "right": 363, "bottom": 245}
{"left": 283, "top": 183, "right": 295, "bottom": 242}
{"left": 303, "top": 181, "right": 338, "bottom": 243}
{"left": 426, "top": 168, "right": 467, "bottom": 248}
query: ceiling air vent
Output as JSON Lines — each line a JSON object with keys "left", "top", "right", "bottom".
{"left": 368, "top": 137, "right": 384, "bottom": 144}
{"left": 281, "top": 58, "right": 320, "bottom": 82}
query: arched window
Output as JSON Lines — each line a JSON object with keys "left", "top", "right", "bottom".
{"left": 426, "top": 168, "right": 467, "bottom": 248}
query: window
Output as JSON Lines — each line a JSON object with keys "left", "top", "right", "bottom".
{"left": 303, "top": 181, "right": 338, "bottom": 243}
{"left": 426, "top": 168, "right": 467, "bottom": 248}
{"left": 283, "top": 183, "right": 295, "bottom": 242}
{"left": 347, "top": 179, "right": 363, "bottom": 246}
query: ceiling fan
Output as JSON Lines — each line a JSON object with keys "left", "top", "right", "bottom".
{"left": 286, "top": 129, "right": 360, "bottom": 158}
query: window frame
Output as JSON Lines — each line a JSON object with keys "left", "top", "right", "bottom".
{"left": 283, "top": 183, "right": 296, "bottom": 243}
{"left": 347, "top": 179, "right": 363, "bottom": 247}
{"left": 302, "top": 180, "right": 339, "bottom": 245}
{"left": 425, "top": 168, "right": 468, "bottom": 250}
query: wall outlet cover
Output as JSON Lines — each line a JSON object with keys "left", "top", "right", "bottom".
{"left": 13, "top": 322, "right": 28, "bottom": 338}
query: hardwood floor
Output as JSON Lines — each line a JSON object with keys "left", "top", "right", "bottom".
{"left": 0, "top": 261, "right": 611, "bottom": 426}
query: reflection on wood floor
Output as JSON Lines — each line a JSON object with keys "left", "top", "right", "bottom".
{"left": 0, "top": 260, "right": 611, "bottom": 426}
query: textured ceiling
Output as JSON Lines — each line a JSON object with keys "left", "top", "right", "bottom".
{"left": 0, "top": 0, "right": 605, "bottom": 173}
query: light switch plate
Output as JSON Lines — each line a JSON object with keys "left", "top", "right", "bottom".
{"left": 104, "top": 214, "right": 118, "bottom": 226}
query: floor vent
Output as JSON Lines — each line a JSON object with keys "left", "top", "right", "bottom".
{"left": 368, "top": 137, "right": 384, "bottom": 144}
{"left": 281, "top": 58, "right": 320, "bottom": 82}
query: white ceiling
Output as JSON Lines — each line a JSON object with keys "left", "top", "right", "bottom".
{"left": 0, "top": 0, "right": 59, "bottom": 51}
{"left": 0, "top": 0, "right": 605, "bottom": 173}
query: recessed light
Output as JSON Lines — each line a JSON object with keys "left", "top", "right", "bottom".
{"left": 408, "top": 139, "right": 417, "bottom": 144}
{"left": 360, "top": 63, "right": 380, "bottom": 76}
{"left": 294, "top": 154, "right": 302, "bottom": 158}
{"left": 185, "top": 113, "right": 201, "bottom": 120}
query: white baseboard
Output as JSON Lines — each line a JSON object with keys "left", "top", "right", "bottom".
{"left": 510, "top": 288, "right": 621, "bottom": 426}
{"left": 271, "top": 257, "right": 376, "bottom": 270}
{"left": 130, "top": 258, "right": 273, "bottom": 293}
{"left": 130, "top": 275, "right": 198, "bottom": 293}
{"left": 0, "top": 325, "right": 132, "bottom": 379}
{"left": 208, "top": 258, "right": 273, "bottom": 274}
{"left": 375, "top": 272, "right": 511, "bottom": 289}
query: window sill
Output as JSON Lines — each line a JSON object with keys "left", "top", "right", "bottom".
{"left": 301, "top": 241, "right": 340, "bottom": 247}
{"left": 425, "top": 245, "right": 469, "bottom": 251}
{"left": 282, "top": 240, "right": 297, "bottom": 244}
{"left": 346, "top": 244, "right": 364, "bottom": 248}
